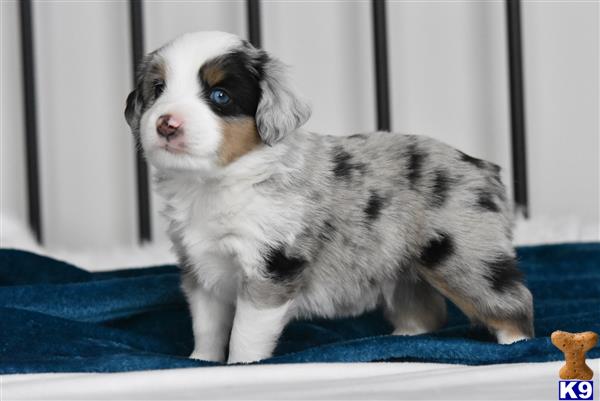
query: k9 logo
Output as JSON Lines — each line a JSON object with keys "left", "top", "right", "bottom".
{"left": 559, "top": 381, "right": 594, "bottom": 400}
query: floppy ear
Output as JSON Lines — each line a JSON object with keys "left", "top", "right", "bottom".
{"left": 255, "top": 56, "right": 311, "bottom": 145}
{"left": 124, "top": 52, "right": 157, "bottom": 131}
{"left": 124, "top": 89, "right": 140, "bottom": 128}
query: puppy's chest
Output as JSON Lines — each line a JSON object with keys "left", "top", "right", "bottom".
{"left": 163, "top": 181, "right": 301, "bottom": 268}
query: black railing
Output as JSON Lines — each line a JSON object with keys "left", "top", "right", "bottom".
{"left": 506, "top": 0, "right": 529, "bottom": 217}
{"left": 129, "top": 0, "right": 152, "bottom": 243}
{"left": 247, "top": 0, "right": 262, "bottom": 48}
{"left": 18, "top": 0, "right": 530, "bottom": 244}
{"left": 372, "top": 0, "right": 391, "bottom": 132}
{"left": 19, "top": 0, "right": 43, "bottom": 243}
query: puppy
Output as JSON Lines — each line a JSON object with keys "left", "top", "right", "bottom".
{"left": 125, "top": 31, "right": 534, "bottom": 364}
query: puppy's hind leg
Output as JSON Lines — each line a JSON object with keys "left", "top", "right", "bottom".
{"left": 416, "top": 233, "right": 534, "bottom": 344}
{"left": 385, "top": 277, "right": 447, "bottom": 336}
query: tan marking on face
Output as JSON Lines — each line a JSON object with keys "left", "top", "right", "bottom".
{"left": 218, "top": 117, "right": 262, "bottom": 165}
{"left": 202, "top": 63, "right": 225, "bottom": 86}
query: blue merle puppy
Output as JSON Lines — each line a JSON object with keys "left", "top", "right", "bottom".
{"left": 124, "top": 31, "right": 534, "bottom": 364}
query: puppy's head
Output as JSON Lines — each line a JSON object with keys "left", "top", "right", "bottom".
{"left": 125, "top": 31, "right": 310, "bottom": 172}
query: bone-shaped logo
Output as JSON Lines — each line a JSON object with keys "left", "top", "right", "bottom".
{"left": 551, "top": 330, "right": 598, "bottom": 380}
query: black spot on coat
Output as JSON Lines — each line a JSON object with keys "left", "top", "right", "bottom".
{"left": 420, "top": 232, "right": 454, "bottom": 268}
{"left": 264, "top": 248, "right": 307, "bottom": 282}
{"left": 484, "top": 255, "right": 523, "bottom": 292}
{"left": 332, "top": 149, "right": 352, "bottom": 178}
{"left": 407, "top": 144, "right": 425, "bottom": 189}
{"left": 476, "top": 189, "right": 500, "bottom": 212}
{"left": 364, "top": 191, "right": 385, "bottom": 221}
{"left": 431, "top": 170, "right": 452, "bottom": 208}
{"left": 331, "top": 146, "right": 366, "bottom": 179}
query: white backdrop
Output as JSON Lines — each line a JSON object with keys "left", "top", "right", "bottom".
{"left": 1, "top": 0, "right": 598, "bottom": 250}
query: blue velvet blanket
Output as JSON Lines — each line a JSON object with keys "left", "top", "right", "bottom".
{"left": 1, "top": 243, "right": 599, "bottom": 374}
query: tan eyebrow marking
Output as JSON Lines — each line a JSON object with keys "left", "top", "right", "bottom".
{"left": 201, "top": 62, "right": 225, "bottom": 87}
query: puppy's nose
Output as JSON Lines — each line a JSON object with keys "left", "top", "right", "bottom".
{"left": 156, "top": 114, "right": 183, "bottom": 140}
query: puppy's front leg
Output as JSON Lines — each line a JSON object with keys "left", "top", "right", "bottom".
{"left": 227, "top": 280, "right": 292, "bottom": 364}
{"left": 183, "top": 277, "right": 234, "bottom": 362}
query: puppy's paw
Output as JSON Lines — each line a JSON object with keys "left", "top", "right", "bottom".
{"left": 495, "top": 323, "right": 532, "bottom": 344}
{"left": 189, "top": 350, "right": 225, "bottom": 363}
{"left": 227, "top": 349, "right": 271, "bottom": 364}
{"left": 392, "top": 320, "right": 438, "bottom": 336}
{"left": 227, "top": 355, "right": 259, "bottom": 365}
{"left": 392, "top": 327, "right": 430, "bottom": 336}
{"left": 497, "top": 332, "right": 530, "bottom": 345}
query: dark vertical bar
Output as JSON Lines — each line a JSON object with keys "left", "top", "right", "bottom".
{"left": 506, "top": 0, "right": 529, "bottom": 218}
{"left": 372, "top": 0, "right": 391, "bottom": 131}
{"left": 19, "top": 0, "right": 43, "bottom": 243}
{"left": 247, "top": 0, "right": 262, "bottom": 47}
{"left": 129, "top": 0, "right": 152, "bottom": 242}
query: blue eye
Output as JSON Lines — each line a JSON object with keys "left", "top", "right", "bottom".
{"left": 209, "top": 89, "right": 231, "bottom": 105}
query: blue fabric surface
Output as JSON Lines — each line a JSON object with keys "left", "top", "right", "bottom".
{"left": 1, "top": 243, "right": 599, "bottom": 373}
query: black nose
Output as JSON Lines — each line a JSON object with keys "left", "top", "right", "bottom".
{"left": 156, "top": 114, "right": 182, "bottom": 139}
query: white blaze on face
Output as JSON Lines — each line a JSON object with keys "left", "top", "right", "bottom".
{"left": 139, "top": 32, "right": 242, "bottom": 172}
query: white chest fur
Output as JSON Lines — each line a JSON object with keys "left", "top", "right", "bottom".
{"left": 156, "top": 172, "right": 305, "bottom": 299}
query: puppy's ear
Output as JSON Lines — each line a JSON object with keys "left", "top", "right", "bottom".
{"left": 255, "top": 56, "right": 311, "bottom": 145}
{"left": 124, "top": 88, "right": 140, "bottom": 128}
{"left": 124, "top": 52, "right": 158, "bottom": 130}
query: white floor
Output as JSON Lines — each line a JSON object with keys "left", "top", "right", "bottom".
{"left": 4, "top": 360, "right": 599, "bottom": 400}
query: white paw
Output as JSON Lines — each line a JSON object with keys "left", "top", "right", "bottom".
{"left": 189, "top": 350, "right": 225, "bottom": 362}
{"left": 497, "top": 332, "right": 530, "bottom": 344}
{"left": 227, "top": 346, "right": 273, "bottom": 364}
{"left": 227, "top": 352, "right": 265, "bottom": 364}
{"left": 392, "top": 322, "right": 432, "bottom": 336}
{"left": 392, "top": 328, "right": 429, "bottom": 336}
